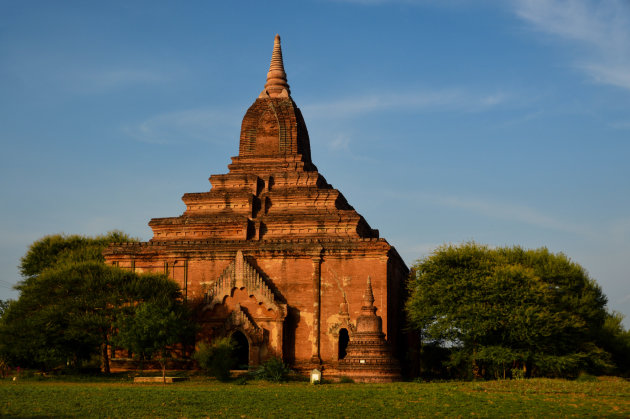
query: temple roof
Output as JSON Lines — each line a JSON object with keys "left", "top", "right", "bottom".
{"left": 142, "top": 35, "right": 381, "bottom": 243}
{"left": 236, "top": 34, "right": 312, "bottom": 165}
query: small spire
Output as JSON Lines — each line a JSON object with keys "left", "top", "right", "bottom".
{"left": 263, "top": 34, "right": 291, "bottom": 98}
{"left": 363, "top": 276, "right": 375, "bottom": 307}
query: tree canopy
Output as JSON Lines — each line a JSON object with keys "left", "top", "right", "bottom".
{"left": 406, "top": 243, "right": 629, "bottom": 378}
{"left": 114, "top": 300, "right": 195, "bottom": 380}
{"left": 0, "top": 232, "right": 187, "bottom": 373}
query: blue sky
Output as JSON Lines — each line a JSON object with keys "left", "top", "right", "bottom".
{"left": 1, "top": 0, "right": 629, "bottom": 325}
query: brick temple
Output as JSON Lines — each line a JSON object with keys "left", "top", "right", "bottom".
{"left": 104, "top": 35, "right": 408, "bottom": 381}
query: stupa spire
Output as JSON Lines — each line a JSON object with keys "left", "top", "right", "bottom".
{"left": 262, "top": 34, "right": 291, "bottom": 98}
{"left": 363, "top": 276, "right": 375, "bottom": 307}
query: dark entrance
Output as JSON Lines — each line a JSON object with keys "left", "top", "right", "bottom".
{"left": 338, "top": 328, "right": 349, "bottom": 360}
{"left": 231, "top": 330, "right": 249, "bottom": 369}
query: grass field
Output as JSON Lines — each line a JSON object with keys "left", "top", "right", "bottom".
{"left": 1, "top": 376, "right": 629, "bottom": 418}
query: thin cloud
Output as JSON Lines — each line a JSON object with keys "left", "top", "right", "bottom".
{"left": 394, "top": 191, "right": 594, "bottom": 237}
{"left": 428, "top": 193, "right": 591, "bottom": 236}
{"left": 302, "top": 88, "right": 509, "bottom": 119}
{"left": 81, "top": 69, "right": 169, "bottom": 91}
{"left": 328, "top": 133, "right": 352, "bottom": 151}
{"left": 330, "top": 0, "right": 479, "bottom": 6}
{"left": 610, "top": 120, "right": 630, "bottom": 130}
{"left": 608, "top": 217, "right": 630, "bottom": 246}
{"left": 514, "top": 0, "right": 630, "bottom": 90}
{"left": 123, "top": 107, "right": 240, "bottom": 145}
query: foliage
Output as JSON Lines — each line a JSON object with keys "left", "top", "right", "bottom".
{"left": 0, "top": 357, "right": 9, "bottom": 378}
{"left": 0, "top": 300, "right": 10, "bottom": 318}
{"left": 19, "top": 231, "right": 135, "bottom": 279}
{"left": 597, "top": 311, "right": 630, "bottom": 376}
{"left": 114, "top": 301, "right": 195, "bottom": 380}
{"left": 576, "top": 372, "right": 598, "bottom": 382}
{"left": 251, "top": 357, "right": 291, "bottom": 382}
{"left": 406, "top": 243, "right": 621, "bottom": 379}
{"left": 511, "top": 368, "right": 525, "bottom": 380}
{"left": 2, "top": 379, "right": 630, "bottom": 417}
{"left": 193, "top": 338, "right": 235, "bottom": 381}
{"left": 0, "top": 232, "right": 182, "bottom": 373}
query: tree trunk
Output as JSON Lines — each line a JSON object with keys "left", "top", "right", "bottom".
{"left": 162, "top": 350, "right": 166, "bottom": 384}
{"left": 101, "top": 342, "right": 110, "bottom": 374}
{"left": 471, "top": 345, "right": 478, "bottom": 379}
{"left": 419, "top": 330, "right": 424, "bottom": 378}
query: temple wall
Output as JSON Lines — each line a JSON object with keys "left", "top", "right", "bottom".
{"left": 108, "top": 246, "right": 406, "bottom": 366}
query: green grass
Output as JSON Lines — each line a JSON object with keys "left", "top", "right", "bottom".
{"left": 1, "top": 376, "right": 629, "bottom": 418}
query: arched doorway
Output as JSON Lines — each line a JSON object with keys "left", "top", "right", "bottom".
{"left": 338, "top": 328, "right": 349, "bottom": 360}
{"left": 231, "top": 330, "right": 249, "bottom": 369}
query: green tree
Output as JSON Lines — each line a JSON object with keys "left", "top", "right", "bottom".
{"left": 597, "top": 311, "right": 630, "bottom": 375}
{"left": 0, "top": 300, "right": 10, "bottom": 318}
{"left": 406, "top": 243, "right": 616, "bottom": 378}
{"left": 0, "top": 232, "right": 183, "bottom": 373}
{"left": 19, "top": 231, "right": 132, "bottom": 278}
{"left": 114, "top": 300, "right": 195, "bottom": 382}
{"left": 193, "top": 338, "right": 236, "bottom": 381}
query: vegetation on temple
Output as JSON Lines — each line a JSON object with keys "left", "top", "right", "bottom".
{"left": 0, "top": 232, "right": 189, "bottom": 373}
{"left": 406, "top": 242, "right": 630, "bottom": 379}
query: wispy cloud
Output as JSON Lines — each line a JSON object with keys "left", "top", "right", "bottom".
{"left": 427, "top": 193, "right": 592, "bottom": 235}
{"left": 618, "top": 293, "right": 630, "bottom": 305}
{"left": 123, "top": 107, "right": 240, "bottom": 145}
{"left": 392, "top": 191, "right": 594, "bottom": 236}
{"left": 609, "top": 120, "right": 630, "bottom": 130}
{"left": 330, "top": 0, "right": 478, "bottom": 6}
{"left": 608, "top": 217, "right": 630, "bottom": 245}
{"left": 514, "top": 0, "right": 630, "bottom": 90}
{"left": 328, "top": 133, "right": 352, "bottom": 151}
{"left": 80, "top": 69, "right": 169, "bottom": 91}
{"left": 302, "top": 88, "right": 509, "bottom": 119}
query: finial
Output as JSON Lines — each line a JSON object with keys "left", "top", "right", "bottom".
{"left": 262, "top": 34, "right": 291, "bottom": 98}
{"left": 363, "top": 276, "right": 375, "bottom": 307}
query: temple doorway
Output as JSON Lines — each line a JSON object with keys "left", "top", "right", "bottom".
{"left": 338, "top": 328, "right": 349, "bottom": 360}
{"left": 231, "top": 330, "right": 250, "bottom": 369}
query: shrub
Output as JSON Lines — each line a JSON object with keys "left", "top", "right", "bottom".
{"left": 252, "top": 357, "right": 290, "bottom": 382}
{"left": 338, "top": 375, "right": 354, "bottom": 383}
{"left": 511, "top": 368, "right": 525, "bottom": 380}
{"left": 193, "top": 338, "right": 235, "bottom": 382}
{"left": 0, "top": 357, "right": 10, "bottom": 378}
{"left": 576, "top": 372, "right": 598, "bottom": 382}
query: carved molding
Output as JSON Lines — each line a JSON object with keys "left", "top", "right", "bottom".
{"left": 329, "top": 316, "right": 356, "bottom": 337}
{"left": 203, "top": 250, "right": 286, "bottom": 318}
{"left": 216, "top": 304, "right": 264, "bottom": 345}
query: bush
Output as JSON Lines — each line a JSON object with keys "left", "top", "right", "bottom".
{"left": 511, "top": 368, "right": 525, "bottom": 380}
{"left": 193, "top": 338, "right": 235, "bottom": 382}
{"left": 252, "top": 357, "right": 290, "bottom": 382}
{"left": 576, "top": 372, "right": 598, "bottom": 382}
{"left": 0, "top": 357, "right": 10, "bottom": 378}
{"left": 338, "top": 376, "right": 354, "bottom": 383}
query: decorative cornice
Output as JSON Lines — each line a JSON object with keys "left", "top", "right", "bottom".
{"left": 203, "top": 250, "right": 286, "bottom": 317}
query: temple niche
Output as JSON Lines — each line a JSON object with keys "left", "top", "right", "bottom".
{"left": 104, "top": 35, "right": 408, "bottom": 381}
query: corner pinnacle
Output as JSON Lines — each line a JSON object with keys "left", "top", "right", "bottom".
{"left": 363, "top": 276, "right": 375, "bottom": 307}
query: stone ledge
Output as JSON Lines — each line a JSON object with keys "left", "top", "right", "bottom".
{"left": 133, "top": 377, "right": 189, "bottom": 383}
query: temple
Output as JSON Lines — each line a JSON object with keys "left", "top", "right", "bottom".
{"left": 104, "top": 35, "right": 408, "bottom": 381}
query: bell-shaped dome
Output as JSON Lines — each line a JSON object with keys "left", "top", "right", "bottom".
{"left": 237, "top": 35, "right": 312, "bottom": 166}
